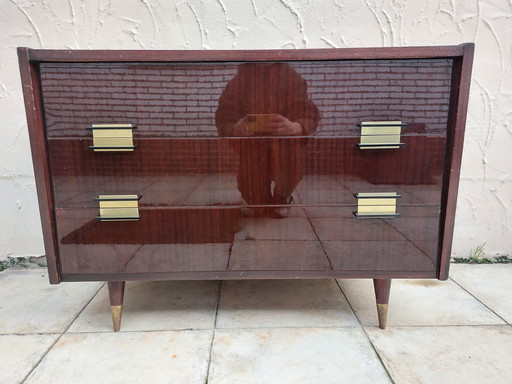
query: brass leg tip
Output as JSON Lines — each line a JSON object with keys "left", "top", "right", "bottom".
{"left": 110, "top": 305, "right": 123, "bottom": 332}
{"left": 376, "top": 303, "right": 388, "bottom": 329}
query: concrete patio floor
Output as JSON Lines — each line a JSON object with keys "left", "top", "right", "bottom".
{"left": 1, "top": 264, "right": 511, "bottom": 383}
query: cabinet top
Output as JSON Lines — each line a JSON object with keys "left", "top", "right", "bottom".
{"left": 18, "top": 44, "right": 473, "bottom": 63}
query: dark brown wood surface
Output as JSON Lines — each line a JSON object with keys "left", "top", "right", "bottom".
{"left": 108, "top": 281, "right": 125, "bottom": 306}
{"left": 17, "top": 48, "right": 60, "bottom": 283}
{"left": 437, "top": 43, "right": 475, "bottom": 280}
{"left": 18, "top": 44, "right": 474, "bottom": 284}
{"left": 54, "top": 205, "right": 440, "bottom": 276}
{"left": 38, "top": 59, "right": 452, "bottom": 139}
{"left": 47, "top": 136, "right": 446, "bottom": 208}
{"left": 374, "top": 279, "right": 392, "bottom": 304}
{"left": 26, "top": 45, "right": 465, "bottom": 63}
{"left": 60, "top": 269, "right": 438, "bottom": 282}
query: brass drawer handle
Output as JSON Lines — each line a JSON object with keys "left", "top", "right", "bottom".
{"left": 358, "top": 121, "right": 406, "bottom": 149}
{"left": 354, "top": 192, "right": 401, "bottom": 218}
{"left": 94, "top": 195, "right": 141, "bottom": 221}
{"left": 87, "top": 124, "right": 137, "bottom": 152}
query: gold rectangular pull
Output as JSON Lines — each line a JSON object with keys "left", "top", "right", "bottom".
{"left": 358, "top": 121, "right": 405, "bottom": 149}
{"left": 355, "top": 192, "right": 401, "bottom": 218}
{"left": 87, "top": 124, "right": 136, "bottom": 152}
{"left": 94, "top": 195, "right": 141, "bottom": 221}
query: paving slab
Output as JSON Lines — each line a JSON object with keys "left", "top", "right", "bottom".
{"left": 68, "top": 280, "right": 220, "bottom": 332}
{"left": 234, "top": 217, "right": 317, "bottom": 241}
{"left": 25, "top": 330, "right": 212, "bottom": 384}
{"left": 216, "top": 279, "right": 359, "bottom": 328}
{"left": 366, "top": 326, "right": 512, "bottom": 384}
{"left": 0, "top": 270, "right": 102, "bottom": 334}
{"left": 450, "top": 264, "right": 512, "bottom": 324}
{"left": 209, "top": 328, "right": 391, "bottom": 384}
{"left": 228, "top": 240, "right": 330, "bottom": 271}
{"left": 4, "top": 265, "right": 511, "bottom": 383}
{"left": 338, "top": 278, "right": 504, "bottom": 327}
{"left": 0, "top": 334, "right": 59, "bottom": 384}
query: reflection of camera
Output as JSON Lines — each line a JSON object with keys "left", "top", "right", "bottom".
{"left": 245, "top": 114, "right": 278, "bottom": 135}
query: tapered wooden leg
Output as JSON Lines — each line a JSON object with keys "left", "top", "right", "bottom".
{"left": 373, "top": 279, "right": 391, "bottom": 329}
{"left": 107, "top": 281, "right": 125, "bottom": 332}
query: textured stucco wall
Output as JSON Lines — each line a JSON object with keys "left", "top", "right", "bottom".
{"left": 1, "top": 0, "right": 511, "bottom": 260}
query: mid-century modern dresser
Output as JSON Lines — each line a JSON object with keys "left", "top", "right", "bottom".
{"left": 18, "top": 44, "right": 474, "bottom": 331}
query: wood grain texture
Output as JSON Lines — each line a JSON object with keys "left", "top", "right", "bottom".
{"left": 39, "top": 59, "right": 452, "bottom": 139}
{"left": 18, "top": 45, "right": 473, "bottom": 284}
{"left": 60, "top": 269, "right": 438, "bottom": 282}
{"left": 46, "top": 136, "right": 446, "bottom": 209}
{"left": 54, "top": 205, "right": 440, "bottom": 276}
{"left": 107, "top": 281, "right": 125, "bottom": 306}
{"left": 26, "top": 45, "right": 465, "bottom": 63}
{"left": 437, "top": 43, "right": 475, "bottom": 280}
{"left": 374, "top": 279, "right": 392, "bottom": 305}
{"left": 17, "top": 48, "right": 60, "bottom": 283}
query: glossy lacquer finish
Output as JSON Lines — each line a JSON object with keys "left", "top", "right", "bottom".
{"left": 41, "top": 59, "right": 450, "bottom": 138}
{"left": 37, "top": 58, "right": 452, "bottom": 278}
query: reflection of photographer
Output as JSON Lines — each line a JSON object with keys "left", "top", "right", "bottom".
{"left": 233, "top": 114, "right": 303, "bottom": 136}
{"left": 215, "top": 63, "right": 320, "bottom": 216}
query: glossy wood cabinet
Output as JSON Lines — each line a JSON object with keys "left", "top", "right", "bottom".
{"left": 18, "top": 45, "right": 474, "bottom": 330}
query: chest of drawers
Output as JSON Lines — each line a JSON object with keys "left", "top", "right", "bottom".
{"left": 18, "top": 45, "right": 474, "bottom": 331}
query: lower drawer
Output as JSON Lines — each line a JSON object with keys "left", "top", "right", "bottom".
{"left": 55, "top": 205, "right": 440, "bottom": 277}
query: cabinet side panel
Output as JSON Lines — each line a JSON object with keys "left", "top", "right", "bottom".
{"left": 17, "top": 48, "right": 60, "bottom": 283}
{"left": 438, "top": 43, "right": 475, "bottom": 280}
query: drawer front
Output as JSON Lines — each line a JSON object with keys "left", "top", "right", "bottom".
{"left": 48, "top": 135, "right": 445, "bottom": 208}
{"left": 55, "top": 206, "right": 439, "bottom": 276}
{"left": 48, "top": 138, "right": 243, "bottom": 208}
{"left": 40, "top": 58, "right": 452, "bottom": 139}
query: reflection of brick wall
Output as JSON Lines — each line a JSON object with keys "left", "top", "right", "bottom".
{"left": 297, "top": 59, "right": 452, "bottom": 135}
{"left": 41, "top": 59, "right": 451, "bottom": 137}
{"left": 42, "top": 59, "right": 451, "bottom": 179}
{"left": 41, "top": 63, "right": 236, "bottom": 137}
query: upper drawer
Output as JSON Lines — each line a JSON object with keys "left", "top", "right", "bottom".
{"left": 40, "top": 58, "right": 452, "bottom": 139}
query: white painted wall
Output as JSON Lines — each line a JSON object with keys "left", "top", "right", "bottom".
{"left": 1, "top": 0, "right": 511, "bottom": 260}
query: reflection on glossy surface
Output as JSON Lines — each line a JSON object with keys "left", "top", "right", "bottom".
{"left": 48, "top": 136, "right": 445, "bottom": 208}
{"left": 43, "top": 58, "right": 452, "bottom": 277}
{"left": 215, "top": 63, "right": 319, "bottom": 212}
{"left": 215, "top": 63, "right": 320, "bottom": 137}
{"left": 40, "top": 59, "right": 452, "bottom": 138}
{"left": 60, "top": 208, "right": 243, "bottom": 244}
{"left": 56, "top": 204, "right": 440, "bottom": 275}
